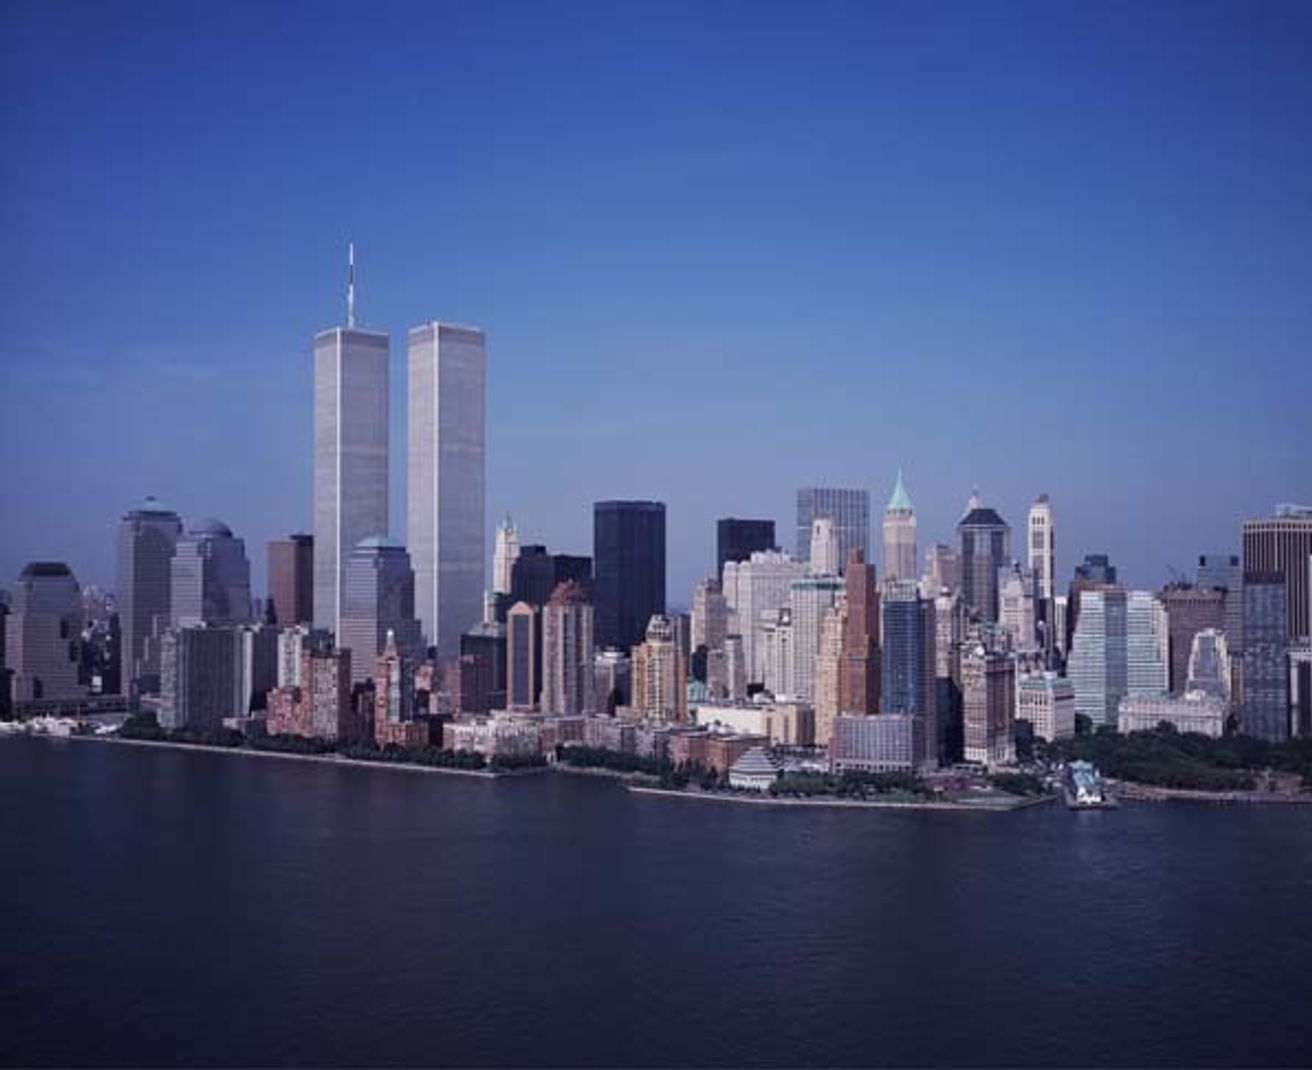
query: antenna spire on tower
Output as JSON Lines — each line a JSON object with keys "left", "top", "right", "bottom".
{"left": 347, "top": 241, "right": 356, "bottom": 328}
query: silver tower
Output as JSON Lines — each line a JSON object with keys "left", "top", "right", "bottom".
{"left": 407, "top": 320, "right": 486, "bottom": 662}
{"left": 313, "top": 246, "right": 389, "bottom": 638}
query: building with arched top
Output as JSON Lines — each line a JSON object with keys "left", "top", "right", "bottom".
{"left": 170, "top": 518, "right": 251, "bottom": 629}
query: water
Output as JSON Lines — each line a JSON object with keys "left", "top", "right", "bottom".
{"left": 3, "top": 738, "right": 1311, "bottom": 1067}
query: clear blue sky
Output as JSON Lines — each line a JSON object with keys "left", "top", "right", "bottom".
{"left": 2, "top": 0, "right": 1309, "bottom": 604}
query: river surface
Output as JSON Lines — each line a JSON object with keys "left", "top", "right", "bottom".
{"left": 4, "top": 737, "right": 1312, "bottom": 1067}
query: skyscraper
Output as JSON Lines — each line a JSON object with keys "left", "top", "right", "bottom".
{"left": 1196, "top": 553, "right": 1243, "bottom": 652}
{"left": 158, "top": 625, "right": 241, "bottom": 730}
{"left": 1027, "top": 495, "right": 1055, "bottom": 601}
{"left": 170, "top": 519, "right": 252, "bottom": 628}
{"left": 541, "top": 581, "right": 595, "bottom": 716}
{"left": 796, "top": 488, "right": 869, "bottom": 575}
{"left": 6, "top": 562, "right": 83, "bottom": 703}
{"left": 957, "top": 491, "right": 1010, "bottom": 623}
{"left": 631, "top": 614, "right": 686, "bottom": 721}
{"left": 722, "top": 550, "right": 805, "bottom": 685}
{"left": 492, "top": 517, "right": 519, "bottom": 596}
{"left": 506, "top": 601, "right": 538, "bottom": 711}
{"left": 337, "top": 537, "right": 424, "bottom": 686}
{"left": 813, "top": 602, "right": 846, "bottom": 746}
{"left": 1160, "top": 585, "right": 1225, "bottom": 693}
{"left": 998, "top": 563, "right": 1038, "bottom": 652}
{"left": 691, "top": 578, "right": 729, "bottom": 654}
{"left": 407, "top": 321, "right": 487, "bottom": 662}
{"left": 789, "top": 574, "right": 844, "bottom": 703}
{"left": 1126, "top": 589, "right": 1169, "bottom": 696}
{"left": 921, "top": 543, "right": 960, "bottom": 596}
{"left": 881, "top": 471, "right": 917, "bottom": 583}
{"left": 962, "top": 642, "right": 1015, "bottom": 765}
{"left": 716, "top": 518, "right": 775, "bottom": 578}
{"left": 879, "top": 580, "right": 937, "bottom": 753}
{"left": 267, "top": 533, "right": 313, "bottom": 626}
{"left": 510, "top": 546, "right": 593, "bottom": 608}
{"left": 117, "top": 496, "right": 182, "bottom": 696}
{"left": 839, "top": 549, "right": 880, "bottom": 716}
{"left": 593, "top": 500, "right": 666, "bottom": 652}
{"left": 313, "top": 292, "right": 389, "bottom": 640}
{"left": 1068, "top": 587, "right": 1128, "bottom": 728}
{"left": 1242, "top": 505, "right": 1312, "bottom": 642}
{"left": 1242, "top": 572, "right": 1289, "bottom": 741}
{"left": 1187, "top": 629, "right": 1230, "bottom": 702}
{"left": 809, "top": 517, "right": 839, "bottom": 576}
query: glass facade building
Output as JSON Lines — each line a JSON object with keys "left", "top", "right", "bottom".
{"left": 593, "top": 501, "right": 666, "bottom": 653}
{"left": 795, "top": 488, "right": 869, "bottom": 576}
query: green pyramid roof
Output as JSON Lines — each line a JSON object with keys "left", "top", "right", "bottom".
{"left": 887, "top": 469, "right": 913, "bottom": 511}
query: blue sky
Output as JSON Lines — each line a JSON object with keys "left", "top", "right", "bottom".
{"left": 2, "top": 0, "right": 1309, "bottom": 604}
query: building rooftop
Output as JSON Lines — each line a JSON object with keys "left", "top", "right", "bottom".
{"left": 355, "top": 534, "right": 405, "bottom": 551}
{"left": 730, "top": 746, "right": 781, "bottom": 777}
{"left": 189, "top": 518, "right": 233, "bottom": 538}
{"left": 886, "top": 469, "right": 913, "bottom": 512}
{"left": 959, "top": 506, "right": 1008, "bottom": 528}
{"left": 20, "top": 561, "right": 73, "bottom": 579}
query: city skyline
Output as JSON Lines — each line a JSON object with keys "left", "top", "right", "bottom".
{"left": 3, "top": 2, "right": 1311, "bottom": 605}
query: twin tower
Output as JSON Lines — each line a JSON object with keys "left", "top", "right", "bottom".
{"left": 312, "top": 263, "right": 486, "bottom": 664}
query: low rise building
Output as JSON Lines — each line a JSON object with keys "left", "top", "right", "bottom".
{"left": 693, "top": 699, "right": 814, "bottom": 746}
{"left": 728, "top": 746, "right": 781, "bottom": 791}
{"left": 1117, "top": 691, "right": 1227, "bottom": 738}
{"left": 442, "top": 714, "right": 542, "bottom": 759}
{"left": 830, "top": 713, "right": 925, "bottom": 773}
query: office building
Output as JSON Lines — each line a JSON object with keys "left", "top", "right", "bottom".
{"left": 117, "top": 496, "right": 182, "bottom": 697}
{"left": 998, "top": 563, "right": 1038, "bottom": 652}
{"left": 922, "top": 543, "right": 960, "bottom": 596}
{"left": 691, "top": 578, "right": 729, "bottom": 655}
{"left": 267, "top": 643, "right": 359, "bottom": 742}
{"left": 762, "top": 609, "right": 793, "bottom": 698}
{"left": 722, "top": 550, "right": 806, "bottom": 685}
{"left": 1290, "top": 644, "right": 1312, "bottom": 739}
{"left": 170, "top": 519, "right": 252, "bottom": 628}
{"left": 809, "top": 517, "right": 839, "bottom": 576}
{"left": 813, "top": 601, "right": 846, "bottom": 746}
{"left": 337, "top": 537, "right": 424, "bottom": 686}
{"left": 1118, "top": 692, "right": 1226, "bottom": 738}
{"left": 839, "top": 549, "right": 879, "bottom": 717}
{"left": 506, "top": 601, "right": 539, "bottom": 712}
{"left": 631, "top": 614, "right": 686, "bottom": 721}
{"left": 407, "top": 321, "right": 486, "bottom": 661}
{"left": 716, "top": 518, "right": 776, "bottom": 578}
{"left": 313, "top": 302, "right": 390, "bottom": 639}
{"left": 880, "top": 581, "right": 935, "bottom": 717}
{"left": 510, "top": 545, "right": 592, "bottom": 608}
{"left": 541, "top": 581, "right": 594, "bottom": 716}
{"left": 1027, "top": 494, "right": 1055, "bottom": 601}
{"left": 594, "top": 648, "right": 631, "bottom": 714}
{"left": 267, "top": 533, "right": 313, "bottom": 626}
{"left": 6, "top": 562, "right": 83, "bottom": 703}
{"left": 1067, "top": 587, "right": 1128, "bottom": 728}
{"left": 831, "top": 713, "right": 925, "bottom": 773}
{"left": 493, "top": 517, "right": 519, "bottom": 596}
{"left": 1016, "top": 672, "right": 1075, "bottom": 742}
{"left": 1242, "top": 572, "right": 1289, "bottom": 741}
{"left": 882, "top": 471, "right": 917, "bottom": 583}
{"left": 795, "top": 487, "right": 869, "bottom": 575}
{"left": 593, "top": 500, "right": 666, "bottom": 652}
{"left": 1243, "top": 505, "right": 1312, "bottom": 642}
{"left": 723, "top": 634, "right": 747, "bottom": 704}
{"left": 1160, "top": 585, "right": 1225, "bottom": 693}
{"left": 789, "top": 574, "right": 844, "bottom": 703}
{"left": 1066, "top": 553, "right": 1119, "bottom": 651}
{"left": 957, "top": 491, "right": 1010, "bottom": 623}
{"left": 1186, "top": 629, "right": 1230, "bottom": 702}
{"left": 1197, "top": 553, "right": 1243, "bottom": 649}
{"left": 962, "top": 642, "right": 1015, "bottom": 765}
{"left": 1126, "top": 590, "right": 1169, "bottom": 696}
{"left": 159, "top": 625, "right": 242, "bottom": 730}
{"left": 373, "top": 630, "right": 424, "bottom": 747}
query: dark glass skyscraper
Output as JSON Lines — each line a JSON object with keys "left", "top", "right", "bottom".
{"left": 510, "top": 545, "right": 593, "bottom": 607}
{"left": 957, "top": 496, "right": 1010, "bottom": 623}
{"left": 593, "top": 501, "right": 666, "bottom": 652}
{"left": 1242, "top": 572, "right": 1288, "bottom": 741}
{"left": 716, "top": 518, "right": 775, "bottom": 579}
{"left": 117, "top": 496, "right": 182, "bottom": 697}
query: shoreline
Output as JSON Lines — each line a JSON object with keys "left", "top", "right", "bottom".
{"left": 64, "top": 733, "right": 504, "bottom": 779}
{"left": 27, "top": 736, "right": 1312, "bottom": 808}
{"left": 626, "top": 783, "right": 1057, "bottom": 812}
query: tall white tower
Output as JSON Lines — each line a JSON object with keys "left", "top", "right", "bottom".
{"left": 1028, "top": 494, "right": 1055, "bottom": 601}
{"left": 313, "top": 246, "right": 389, "bottom": 638}
{"left": 407, "top": 321, "right": 486, "bottom": 662}
{"left": 882, "top": 470, "right": 917, "bottom": 583}
{"left": 492, "top": 517, "right": 519, "bottom": 596}
{"left": 809, "top": 517, "right": 839, "bottom": 576}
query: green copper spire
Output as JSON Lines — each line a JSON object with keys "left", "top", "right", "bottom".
{"left": 887, "top": 469, "right": 913, "bottom": 512}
